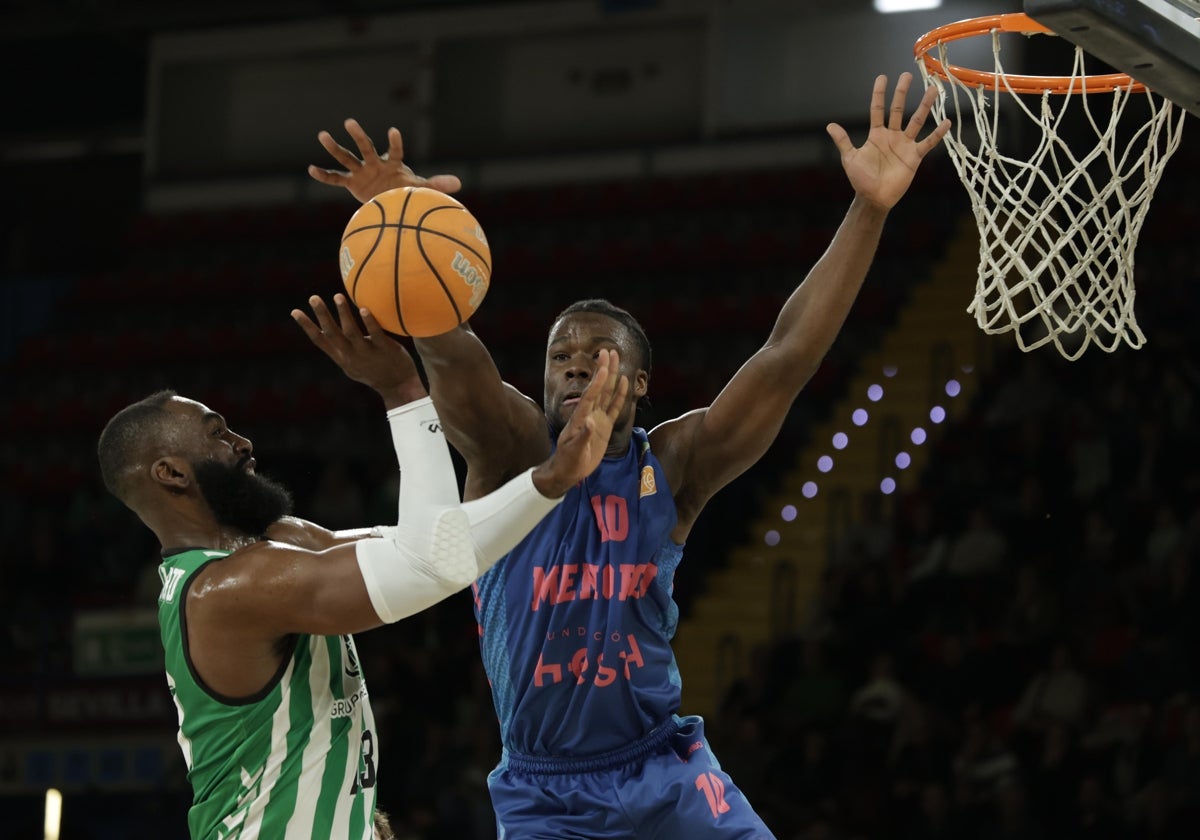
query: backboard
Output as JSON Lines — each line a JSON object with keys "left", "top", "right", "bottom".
{"left": 1024, "top": 0, "right": 1200, "bottom": 116}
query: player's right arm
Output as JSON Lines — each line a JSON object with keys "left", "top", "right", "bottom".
{"left": 415, "top": 326, "right": 551, "bottom": 498}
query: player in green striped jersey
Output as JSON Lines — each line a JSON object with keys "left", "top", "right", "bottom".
{"left": 97, "top": 295, "right": 628, "bottom": 839}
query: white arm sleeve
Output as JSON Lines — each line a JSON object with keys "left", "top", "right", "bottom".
{"left": 355, "top": 398, "right": 563, "bottom": 623}
{"left": 460, "top": 468, "right": 562, "bottom": 570}
{"left": 385, "top": 397, "right": 460, "bottom": 511}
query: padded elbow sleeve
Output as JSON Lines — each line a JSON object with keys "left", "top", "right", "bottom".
{"left": 357, "top": 507, "right": 476, "bottom": 623}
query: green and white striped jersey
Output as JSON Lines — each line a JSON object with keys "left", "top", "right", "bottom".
{"left": 158, "top": 548, "right": 379, "bottom": 839}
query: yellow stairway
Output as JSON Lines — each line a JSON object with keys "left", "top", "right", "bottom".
{"left": 673, "top": 219, "right": 1003, "bottom": 718}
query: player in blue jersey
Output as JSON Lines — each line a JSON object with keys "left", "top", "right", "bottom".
{"left": 310, "top": 72, "right": 950, "bottom": 838}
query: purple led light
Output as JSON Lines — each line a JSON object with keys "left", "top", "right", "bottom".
{"left": 911, "top": 427, "right": 927, "bottom": 445}
{"left": 930, "top": 405, "right": 946, "bottom": 423}
{"left": 781, "top": 505, "right": 797, "bottom": 522}
{"left": 881, "top": 477, "right": 897, "bottom": 495}
{"left": 817, "top": 455, "right": 834, "bottom": 473}
{"left": 765, "top": 530, "right": 781, "bottom": 546}
{"left": 895, "top": 451, "right": 911, "bottom": 469}
{"left": 945, "top": 379, "right": 962, "bottom": 397}
{"left": 802, "top": 481, "right": 818, "bottom": 498}
{"left": 883, "top": 364, "right": 898, "bottom": 378}
{"left": 832, "top": 432, "right": 848, "bottom": 450}
{"left": 867, "top": 384, "right": 884, "bottom": 402}
{"left": 852, "top": 409, "right": 869, "bottom": 426}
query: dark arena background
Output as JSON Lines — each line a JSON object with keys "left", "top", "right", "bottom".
{"left": 2, "top": 1, "right": 1198, "bottom": 837}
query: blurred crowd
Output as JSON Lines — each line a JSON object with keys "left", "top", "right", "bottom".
{"left": 712, "top": 346, "right": 1200, "bottom": 839}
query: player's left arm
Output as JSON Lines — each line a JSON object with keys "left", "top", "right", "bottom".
{"left": 652, "top": 74, "right": 949, "bottom": 535}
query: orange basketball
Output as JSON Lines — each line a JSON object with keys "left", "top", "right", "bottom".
{"left": 338, "top": 186, "right": 491, "bottom": 337}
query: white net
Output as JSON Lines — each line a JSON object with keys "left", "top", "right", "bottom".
{"left": 918, "top": 28, "right": 1187, "bottom": 360}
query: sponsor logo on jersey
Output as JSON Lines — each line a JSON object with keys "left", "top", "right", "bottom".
{"left": 530, "top": 561, "right": 657, "bottom": 611}
{"left": 532, "top": 632, "right": 646, "bottom": 687}
{"left": 330, "top": 683, "right": 369, "bottom": 719}
{"left": 639, "top": 465, "right": 657, "bottom": 497}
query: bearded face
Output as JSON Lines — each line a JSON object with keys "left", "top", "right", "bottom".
{"left": 192, "top": 457, "right": 293, "bottom": 537}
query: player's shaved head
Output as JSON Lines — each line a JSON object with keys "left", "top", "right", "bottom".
{"left": 97, "top": 389, "right": 179, "bottom": 503}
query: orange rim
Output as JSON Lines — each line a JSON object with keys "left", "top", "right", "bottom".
{"left": 914, "top": 12, "right": 1145, "bottom": 94}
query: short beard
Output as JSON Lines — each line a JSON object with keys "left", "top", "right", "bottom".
{"left": 193, "top": 458, "right": 294, "bottom": 538}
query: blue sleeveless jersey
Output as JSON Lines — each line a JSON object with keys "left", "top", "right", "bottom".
{"left": 473, "top": 427, "right": 685, "bottom": 756}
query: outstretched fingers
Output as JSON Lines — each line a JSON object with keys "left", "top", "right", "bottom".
{"left": 290, "top": 303, "right": 324, "bottom": 345}
{"left": 343, "top": 119, "right": 382, "bottom": 165}
{"left": 306, "top": 164, "right": 349, "bottom": 187}
{"left": 425, "top": 173, "right": 464, "bottom": 194}
{"left": 309, "top": 295, "right": 339, "bottom": 334}
{"left": 913, "top": 84, "right": 951, "bottom": 154}
{"left": 573, "top": 350, "right": 629, "bottom": 432}
{"left": 309, "top": 119, "right": 384, "bottom": 180}
{"left": 904, "top": 82, "right": 939, "bottom": 137}
{"left": 918, "top": 116, "right": 953, "bottom": 156}
{"left": 575, "top": 365, "right": 608, "bottom": 435}
{"left": 357, "top": 304, "right": 388, "bottom": 341}
{"left": 574, "top": 349, "right": 613, "bottom": 417}
{"left": 291, "top": 295, "right": 347, "bottom": 359}
{"left": 541, "top": 350, "right": 631, "bottom": 492}
{"left": 909, "top": 83, "right": 951, "bottom": 155}
{"left": 889, "top": 72, "right": 913, "bottom": 131}
{"left": 293, "top": 294, "right": 366, "bottom": 350}
{"left": 331, "top": 293, "right": 369, "bottom": 340}
{"left": 825, "top": 122, "right": 854, "bottom": 157}
{"left": 316, "top": 129, "right": 362, "bottom": 173}
{"left": 600, "top": 351, "right": 630, "bottom": 421}
{"left": 868, "top": 74, "right": 888, "bottom": 129}
{"left": 384, "top": 126, "right": 406, "bottom": 163}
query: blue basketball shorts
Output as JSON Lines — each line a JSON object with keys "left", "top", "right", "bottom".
{"left": 487, "top": 715, "right": 777, "bottom": 839}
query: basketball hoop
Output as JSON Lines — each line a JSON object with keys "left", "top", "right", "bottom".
{"left": 914, "top": 13, "right": 1187, "bottom": 360}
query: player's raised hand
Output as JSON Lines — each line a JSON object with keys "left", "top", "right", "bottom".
{"left": 826, "top": 73, "right": 951, "bottom": 211}
{"left": 533, "top": 349, "right": 629, "bottom": 498}
{"left": 291, "top": 293, "right": 426, "bottom": 408}
{"left": 307, "top": 119, "right": 463, "bottom": 204}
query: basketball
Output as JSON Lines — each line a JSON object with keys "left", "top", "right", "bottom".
{"left": 338, "top": 186, "right": 491, "bottom": 337}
